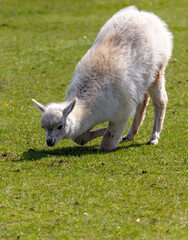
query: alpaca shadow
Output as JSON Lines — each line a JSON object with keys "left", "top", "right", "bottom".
{"left": 19, "top": 142, "right": 145, "bottom": 161}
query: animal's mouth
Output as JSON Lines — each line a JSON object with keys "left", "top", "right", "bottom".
{"left": 47, "top": 141, "right": 55, "bottom": 147}
{"left": 46, "top": 137, "right": 56, "bottom": 147}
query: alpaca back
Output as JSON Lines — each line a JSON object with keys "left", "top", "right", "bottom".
{"left": 66, "top": 6, "right": 173, "bottom": 124}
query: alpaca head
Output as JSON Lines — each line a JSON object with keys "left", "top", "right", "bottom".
{"left": 32, "top": 99, "right": 76, "bottom": 146}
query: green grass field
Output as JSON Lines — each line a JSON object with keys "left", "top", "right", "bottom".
{"left": 0, "top": 0, "right": 187, "bottom": 239}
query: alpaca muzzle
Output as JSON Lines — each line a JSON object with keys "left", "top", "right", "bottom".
{"left": 46, "top": 136, "right": 55, "bottom": 147}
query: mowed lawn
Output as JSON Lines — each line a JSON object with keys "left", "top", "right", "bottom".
{"left": 0, "top": 0, "right": 187, "bottom": 239}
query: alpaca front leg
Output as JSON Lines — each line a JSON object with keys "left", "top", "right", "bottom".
{"left": 73, "top": 127, "right": 107, "bottom": 146}
{"left": 99, "top": 121, "right": 126, "bottom": 151}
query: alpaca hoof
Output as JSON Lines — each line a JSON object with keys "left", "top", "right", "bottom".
{"left": 147, "top": 139, "right": 158, "bottom": 145}
{"left": 99, "top": 143, "right": 117, "bottom": 152}
{"left": 122, "top": 135, "right": 134, "bottom": 141}
{"left": 99, "top": 147, "right": 116, "bottom": 152}
{"left": 73, "top": 136, "right": 88, "bottom": 146}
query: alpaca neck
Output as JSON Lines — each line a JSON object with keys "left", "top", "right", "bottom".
{"left": 65, "top": 103, "right": 91, "bottom": 139}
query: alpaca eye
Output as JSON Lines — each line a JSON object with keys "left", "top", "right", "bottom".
{"left": 57, "top": 125, "right": 63, "bottom": 130}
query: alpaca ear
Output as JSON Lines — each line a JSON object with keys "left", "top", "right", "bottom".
{"left": 63, "top": 99, "right": 76, "bottom": 119}
{"left": 32, "top": 99, "right": 46, "bottom": 112}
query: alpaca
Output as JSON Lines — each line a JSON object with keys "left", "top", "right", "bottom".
{"left": 32, "top": 6, "right": 173, "bottom": 151}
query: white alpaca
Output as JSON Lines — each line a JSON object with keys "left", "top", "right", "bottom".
{"left": 33, "top": 6, "right": 173, "bottom": 151}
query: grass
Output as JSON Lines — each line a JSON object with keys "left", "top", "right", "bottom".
{"left": 0, "top": 0, "right": 187, "bottom": 239}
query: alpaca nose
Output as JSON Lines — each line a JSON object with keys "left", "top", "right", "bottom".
{"left": 46, "top": 136, "right": 55, "bottom": 146}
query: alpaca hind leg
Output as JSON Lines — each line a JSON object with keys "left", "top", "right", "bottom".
{"left": 123, "top": 93, "right": 150, "bottom": 141}
{"left": 148, "top": 72, "right": 168, "bottom": 145}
